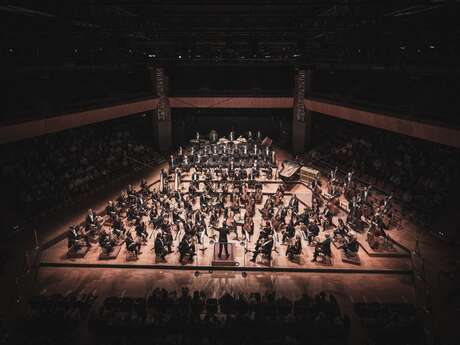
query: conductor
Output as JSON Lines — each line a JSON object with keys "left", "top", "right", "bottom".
{"left": 218, "top": 224, "right": 230, "bottom": 258}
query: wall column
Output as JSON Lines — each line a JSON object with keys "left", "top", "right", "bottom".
{"left": 292, "top": 69, "right": 313, "bottom": 153}
{"left": 149, "top": 66, "right": 172, "bottom": 152}
{"left": 292, "top": 69, "right": 310, "bottom": 153}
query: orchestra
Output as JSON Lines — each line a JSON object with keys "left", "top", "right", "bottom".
{"left": 66, "top": 130, "right": 398, "bottom": 268}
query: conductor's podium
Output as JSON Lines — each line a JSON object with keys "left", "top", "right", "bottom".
{"left": 212, "top": 242, "right": 238, "bottom": 267}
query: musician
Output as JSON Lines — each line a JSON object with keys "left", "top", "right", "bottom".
{"left": 125, "top": 231, "right": 141, "bottom": 256}
{"left": 246, "top": 196, "right": 256, "bottom": 218}
{"left": 174, "top": 189, "right": 183, "bottom": 205}
{"left": 195, "top": 220, "right": 208, "bottom": 243}
{"left": 289, "top": 195, "right": 299, "bottom": 214}
{"left": 231, "top": 193, "right": 241, "bottom": 212}
{"left": 179, "top": 234, "right": 196, "bottom": 263}
{"left": 217, "top": 224, "right": 230, "bottom": 258}
{"left": 127, "top": 206, "right": 140, "bottom": 222}
{"left": 307, "top": 220, "right": 320, "bottom": 245}
{"left": 140, "top": 179, "right": 149, "bottom": 195}
{"left": 286, "top": 235, "right": 302, "bottom": 261}
{"left": 160, "top": 221, "right": 174, "bottom": 253}
{"left": 136, "top": 194, "right": 148, "bottom": 213}
{"left": 346, "top": 171, "right": 354, "bottom": 188}
{"left": 259, "top": 221, "right": 273, "bottom": 240}
{"left": 277, "top": 205, "right": 288, "bottom": 221}
{"left": 311, "top": 177, "right": 321, "bottom": 195}
{"left": 271, "top": 214, "right": 283, "bottom": 236}
{"left": 381, "top": 194, "right": 393, "bottom": 214}
{"left": 322, "top": 205, "right": 334, "bottom": 229}
{"left": 154, "top": 233, "right": 168, "bottom": 260}
{"left": 369, "top": 212, "right": 385, "bottom": 232}
{"left": 311, "top": 233, "right": 332, "bottom": 262}
{"left": 282, "top": 219, "right": 296, "bottom": 244}
{"left": 242, "top": 214, "right": 254, "bottom": 241}
{"left": 151, "top": 189, "right": 159, "bottom": 203}
{"left": 135, "top": 220, "right": 148, "bottom": 242}
{"left": 250, "top": 235, "right": 274, "bottom": 262}
{"left": 338, "top": 234, "right": 359, "bottom": 257}
{"left": 266, "top": 165, "right": 273, "bottom": 180}
{"left": 192, "top": 170, "right": 199, "bottom": 185}
{"left": 333, "top": 219, "right": 350, "bottom": 239}
{"left": 68, "top": 225, "right": 89, "bottom": 252}
{"left": 99, "top": 229, "right": 116, "bottom": 253}
{"left": 188, "top": 183, "right": 197, "bottom": 198}
{"left": 367, "top": 212, "right": 388, "bottom": 248}
{"left": 112, "top": 215, "right": 126, "bottom": 238}
{"left": 116, "top": 192, "right": 127, "bottom": 209}
{"left": 85, "top": 208, "right": 100, "bottom": 231}
{"left": 362, "top": 185, "right": 372, "bottom": 204}
{"left": 329, "top": 167, "right": 338, "bottom": 183}
{"left": 297, "top": 208, "right": 310, "bottom": 226}
{"left": 209, "top": 209, "right": 219, "bottom": 228}
{"left": 199, "top": 192, "right": 208, "bottom": 210}
{"left": 150, "top": 207, "right": 163, "bottom": 229}
{"left": 105, "top": 201, "right": 117, "bottom": 219}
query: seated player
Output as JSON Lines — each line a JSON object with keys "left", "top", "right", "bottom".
{"left": 242, "top": 215, "right": 254, "bottom": 242}
{"left": 289, "top": 195, "right": 299, "bottom": 214}
{"left": 286, "top": 235, "right": 302, "bottom": 261}
{"left": 338, "top": 234, "right": 359, "bottom": 257}
{"left": 135, "top": 220, "right": 148, "bottom": 242}
{"left": 112, "top": 215, "right": 126, "bottom": 239}
{"left": 125, "top": 231, "right": 141, "bottom": 256}
{"left": 322, "top": 205, "right": 334, "bottom": 229}
{"left": 67, "top": 225, "right": 89, "bottom": 253}
{"left": 179, "top": 235, "right": 196, "bottom": 263}
{"left": 307, "top": 220, "right": 320, "bottom": 245}
{"left": 99, "top": 230, "right": 116, "bottom": 254}
{"left": 282, "top": 219, "right": 296, "bottom": 244}
{"left": 250, "top": 235, "right": 274, "bottom": 262}
{"left": 105, "top": 201, "right": 117, "bottom": 219}
{"left": 333, "top": 218, "right": 350, "bottom": 239}
{"left": 154, "top": 233, "right": 168, "bottom": 261}
{"left": 85, "top": 208, "right": 101, "bottom": 234}
{"left": 311, "top": 233, "right": 332, "bottom": 262}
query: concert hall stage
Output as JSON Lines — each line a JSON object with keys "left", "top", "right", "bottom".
{"left": 39, "top": 176, "right": 412, "bottom": 276}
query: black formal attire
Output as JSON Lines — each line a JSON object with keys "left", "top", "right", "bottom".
{"left": 218, "top": 226, "right": 230, "bottom": 258}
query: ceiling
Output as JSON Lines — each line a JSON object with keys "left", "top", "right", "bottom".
{"left": 2, "top": 0, "right": 458, "bottom": 71}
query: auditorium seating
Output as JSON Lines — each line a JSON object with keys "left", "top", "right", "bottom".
{"left": 1, "top": 117, "right": 164, "bottom": 218}
{"left": 353, "top": 302, "right": 422, "bottom": 345}
{"left": 305, "top": 116, "right": 460, "bottom": 228}
{"left": 87, "top": 289, "right": 350, "bottom": 344}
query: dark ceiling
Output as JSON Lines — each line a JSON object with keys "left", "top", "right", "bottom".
{"left": 1, "top": 0, "right": 459, "bottom": 71}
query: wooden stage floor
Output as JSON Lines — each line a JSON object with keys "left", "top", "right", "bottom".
{"left": 40, "top": 175, "right": 412, "bottom": 275}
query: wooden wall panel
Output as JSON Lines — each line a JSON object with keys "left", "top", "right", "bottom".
{"left": 169, "top": 97, "right": 293, "bottom": 108}
{"left": 304, "top": 99, "right": 460, "bottom": 148}
{"left": 1, "top": 96, "right": 459, "bottom": 149}
{"left": 0, "top": 98, "right": 159, "bottom": 144}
